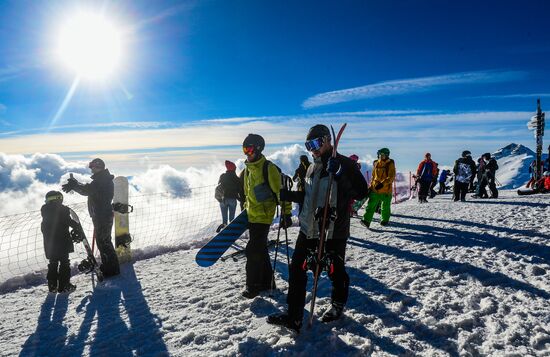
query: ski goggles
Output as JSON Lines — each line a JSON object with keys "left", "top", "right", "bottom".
{"left": 243, "top": 145, "right": 256, "bottom": 156}
{"left": 304, "top": 137, "right": 324, "bottom": 152}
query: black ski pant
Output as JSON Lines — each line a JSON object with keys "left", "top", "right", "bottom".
{"left": 287, "top": 232, "right": 349, "bottom": 321}
{"left": 454, "top": 181, "right": 469, "bottom": 201}
{"left": 487, "top": 177, "right": 498, "bottom": 198}
{"left": 438, "top": 182, "right": 446, "bottom": 194}
{"left": 245, "top": 223, "right": 273, "bottom": 292}
{"left": 47, "top": 256, "right": 70, "bottom": 290}
{"left": 94, "top": 217, "right": 120, "bottom": 276}
{"left": 418, "top": 180, "right": 431, "bottom": 201}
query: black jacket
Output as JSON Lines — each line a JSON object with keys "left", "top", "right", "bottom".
{"left": 41, "top": 202, "right": 77, "bottom": 260}
{"left": 73, "top": 169, "right": 115, "bottom": 223}
{"left": 218, "top": 171, "right": 243, "bottom": 201}
{"left": 283, "top": 150, "right": 369, "bottom": 240}
{"left": 484, "top": 158, "right": 498, "bottom": 178}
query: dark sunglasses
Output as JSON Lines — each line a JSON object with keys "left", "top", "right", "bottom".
{"left": 304, "top": 137, "right": 324, "bottom": 152}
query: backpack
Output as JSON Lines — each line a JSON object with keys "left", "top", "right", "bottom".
{"left": 420, "top": 161, "right": 434, "bottom": 181}
{"left": 214, "top": 183, "right": 224, "bottom": 202}
{"left": 243, "top": 160, "right": 284, "bottom": 204}
{"left": 456, "top": 162, "right": 472, "bottom": 183}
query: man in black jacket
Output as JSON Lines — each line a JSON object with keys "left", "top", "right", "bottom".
{"left": 482, "top": 153, "right": 499, "bottom": 198}
{"left": 62, "top": 158, "right": 120, "bottom": 277}
{"left": 292, "top": 155, "right": 310, "bottom": 192}
{"left": 41, "top": 191, "right": 79, "bottom": 292}
{"left": 453, "top": 150, "right": 477, "bottom": 202}
{"left": 267, "top": 124, "right": 369, "bottom": 332}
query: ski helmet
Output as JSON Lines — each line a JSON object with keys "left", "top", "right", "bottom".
{"left": 243, "top": 134, "right": 265, "bottom": 154}
{"left": 482, "top": 153, "right": 491, "bottom": 160}
{"left": 425, "top": 152, "right": 431, "bottom": 158}
{"left": 462, "top": 150, "right": 471, "bottom": 158}
{"left": 89, "top": 158, "right": 105, "bottom": 170}
{"left": 306, "top": 124, "right": 331, "bottom": 141}
{"left": 349, "top": 154, "right": 359, "bottom": 162}
{"left": 45, "top": 190, "right": 63, "bottom": 203}
{"left": 377, "top": 148, "right": 390, "bottom": 157}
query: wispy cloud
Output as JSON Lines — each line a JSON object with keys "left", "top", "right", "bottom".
{"left": 302, "top": 70, "right": 528, "bottom": 109}
{"left": 466, "top": 93, "right": 550, "bottom": 99}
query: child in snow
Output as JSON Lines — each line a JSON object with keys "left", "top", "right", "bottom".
{"left": 41, "top": 191, "right": 78, "bottom": 293}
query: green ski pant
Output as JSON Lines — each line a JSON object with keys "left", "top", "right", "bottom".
{"left": 363, "top": 192, "right": 392, "bottom": 224}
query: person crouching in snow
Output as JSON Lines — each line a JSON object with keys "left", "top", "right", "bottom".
{"left": 41, "top": 191, "right": 79, "bottom": 293}
{"left": 361, "top": 148, "right": 395, "bottom": 228}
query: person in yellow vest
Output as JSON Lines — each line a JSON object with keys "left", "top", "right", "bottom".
{"left": 361, "top": 148, "right": 395, "bottom": 228}
{"left": 241, "top": 133, "right": 291, "bottom": 298}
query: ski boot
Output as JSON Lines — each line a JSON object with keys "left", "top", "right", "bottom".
{"left": 58, "top": 283, "right": 76, "bottom": 293}
{"left": 321, "top": 303, "right": 344, "bottom": 323}
{"left": 267, "top": 313, "right": 302, "bottom": 333}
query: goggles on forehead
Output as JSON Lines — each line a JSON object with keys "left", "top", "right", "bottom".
{"left": 243, "top": 145, "right": 256, "bottom": 155}
{"left": 304, "top": 137, "right": 324, "bottom": 152}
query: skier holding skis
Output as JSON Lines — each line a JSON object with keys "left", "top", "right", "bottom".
{"left": 240, "top": 134, "right": 288, "bottom": 298}
{"left": 416, "top": 153, "right": 437, "bottom": 203}
{"left": 62, "top": 158, "right": 120, "bottom": 277}
{"left": 41, "top": 191, "right": 79, "bottom": 293}
{"left": 216, "top": 160, "right": 243, "bottom": 232}
{"left": 361, "top": 148, "right": 395, "bottom": 228}
{"left": 267, "top": 124, "right": 368, "bottom": 332}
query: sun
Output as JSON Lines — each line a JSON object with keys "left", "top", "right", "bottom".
{"left": 56, "top": 11, "right": 124, "bottom": 80}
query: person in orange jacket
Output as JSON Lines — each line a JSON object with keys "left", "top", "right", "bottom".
{"left": 416, "top": 153, "right": 438, "bottom": 203}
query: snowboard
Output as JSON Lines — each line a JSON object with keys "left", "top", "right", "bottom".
{"left": 69, "top": 208, "right": 104, "bottom": 282}
{"left": 113, "top": 176, "right": 133, "bottom": 263}
{"left": 196, "top": 210, "right": 248, "bottom": 267}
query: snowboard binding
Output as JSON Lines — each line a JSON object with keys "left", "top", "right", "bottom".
{"left": 112, "top": 202, "right": 134, "bottom": 214}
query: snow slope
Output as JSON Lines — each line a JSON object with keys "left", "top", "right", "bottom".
{"left": 1, "top": 190, "right": 550, "bottom": 356}
{"left": 491, "top": 143, "right": 548, "bottom": 189}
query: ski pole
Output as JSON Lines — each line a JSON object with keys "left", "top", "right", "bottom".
{"left": 270, "top": 205, "right": 282, "bottom": 296}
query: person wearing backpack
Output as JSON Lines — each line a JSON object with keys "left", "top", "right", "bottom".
{"left": 453, "top": 150, "right": 477, "bottom": 201}
{"left": 241, "top": 134, "right": 290, "bottom": 299}
{"left": 361, "top": 148, "right": 395, "bottom": 228}
{"left": 215, "top": 160, "right": 243, "bottom": 232}
{"left": 483, "top": 153, "right": 499, "bottom": 198}
{"left": 416, "top": 153, "right": 437, "bottom": 203}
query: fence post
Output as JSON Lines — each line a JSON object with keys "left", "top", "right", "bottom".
{"left": 409, "top": 171, "right": 412, "bottom": 198}
{"left": 393, "top": 180, "right": 397, "bottom": 203}
{"left": 366, "top": 171, "right": 370, "bottom": 186}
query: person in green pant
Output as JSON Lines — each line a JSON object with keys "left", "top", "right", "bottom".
{"left": 361, "top": 148, "right": 395, "bottom": 228}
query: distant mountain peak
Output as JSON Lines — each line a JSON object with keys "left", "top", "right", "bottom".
{"left": 493, "top": 143, "right": 535, "bottom": 160}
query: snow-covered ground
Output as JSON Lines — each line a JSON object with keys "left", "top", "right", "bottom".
{"left": 1, "top": 190, "right": 549, "bottom": 356}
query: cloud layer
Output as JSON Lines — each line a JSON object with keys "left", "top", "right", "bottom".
{"left": 302, "top": 70, "right": 527, "bottom": 109}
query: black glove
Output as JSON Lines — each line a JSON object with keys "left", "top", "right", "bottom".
{"left": 374, "top": 182, "right": 384, "bottom": 190}
{"left": 280, "top": 214, "right": 293, "bottom": 228}
{"left": 279, "top": 189, "right": 291, "bottom": 202}
{"left": 327, "top": 157, "right": 343, "bottom": 176}
{"left": 61, "top": 177, "right": 79, "bottom": 193}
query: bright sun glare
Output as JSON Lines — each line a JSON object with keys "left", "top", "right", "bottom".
{"left": 56, "top": 12, "right": 123, "bottom": 80}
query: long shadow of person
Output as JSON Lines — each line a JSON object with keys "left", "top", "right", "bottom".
{"left": 247, "top": 244, "right": 455, "bottom": 355}
{"left": 20, "top": 293, "right": 70, "bottom": 356}
{"left": 67, "top": 263, "right": 168, "bottom": 356}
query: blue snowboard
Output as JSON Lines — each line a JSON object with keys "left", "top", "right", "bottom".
{"left": 196, "top": 210, "right": 248, "bottom": 267}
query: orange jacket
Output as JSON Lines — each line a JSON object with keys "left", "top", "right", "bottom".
{"left": 416, "top": 159, "right": 438, "bottom": 180}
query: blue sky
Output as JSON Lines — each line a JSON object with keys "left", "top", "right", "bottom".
{"left": 0, "top": 0, "right": 549, "bottom": 173}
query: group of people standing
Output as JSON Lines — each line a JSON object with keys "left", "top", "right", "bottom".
{"left": 414, "top": 150, "right": 500, "bottom": 203}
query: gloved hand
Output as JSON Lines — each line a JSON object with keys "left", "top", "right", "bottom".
{"left": 314, "top": 206, "right": 337, "bottom": 222}
{"left": 374, "top": 182, "right": 384, "bottom": 191}
{"left": 62, "top": 177, "right": 79, "bottom": 193}
{"left": 327, "top": 157, "right": 343, "bottom": 176}
{"left": 280, "top": 214, "right": 293, "bottom": 228}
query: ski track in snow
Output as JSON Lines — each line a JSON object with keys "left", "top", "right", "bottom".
{"left": 1, "top": 191, "right": 549, "bottom": 356}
